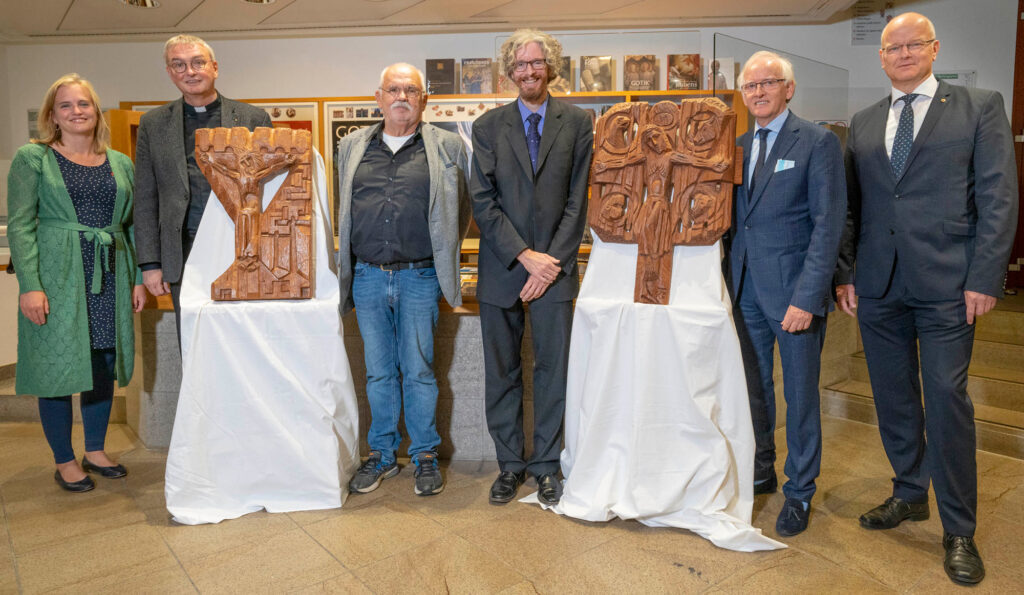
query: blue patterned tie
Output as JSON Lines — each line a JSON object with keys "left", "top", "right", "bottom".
{"left": 526, "top": 113, "right": 541, "bottom": 172}
{"left": 751, "top": 128, "right": 770, "bottom": 189}
{"left": 890, "top": 93, "right": 919, "bottom": 177}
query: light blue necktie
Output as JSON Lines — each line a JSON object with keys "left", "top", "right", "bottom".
{"left": 890, "top": 93, "right": 919, "bottom": 176}
{"left": 526, "top": 113, "right": 541, "bottom": 172}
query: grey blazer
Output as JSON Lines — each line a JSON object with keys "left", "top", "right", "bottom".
{"left": 335, "top": 122, "right": 471, "bottom": 315}
{"left": 133, "top": 96, "right": 272, "bottom": 283}
{"left": 837, "top": 81, "right": 1018, "bottom": 300}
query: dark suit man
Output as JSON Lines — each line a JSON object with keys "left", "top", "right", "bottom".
{"left": 836, "top": 13, "right": 1017, "bottom": 585}
{"left": 728, "top": 51, "right": 846, "bottom": 537}
{"left": 470, "top": 29, "right": 593, "bottom": 506}
{"left": 134, "top": 34, "right": 271, "bottom": 337}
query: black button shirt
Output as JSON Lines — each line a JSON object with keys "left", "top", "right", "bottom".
{"left": 184, "top": 97, "right": 221, "bottom": 241}
{"left": 350, "top": 125, "right": 432, "bottom": 264}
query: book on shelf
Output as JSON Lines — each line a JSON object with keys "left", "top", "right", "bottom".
{"left": 624, "top": 54, "right": 658, "bottom": 91}
{"left": 426, "top": 59, "right": 457, "bottom": 95}
{"left": 667, "top": 53, "right": 701, "bottom": 90}
{"left": 461, "top": 58, "right": 493, "bottom": 94}
{"left": 579, "top": 56, "right": 614, "bottom": 92}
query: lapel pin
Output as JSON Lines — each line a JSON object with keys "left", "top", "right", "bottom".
{"left": 940, "top": 98, "right": 946, "bottom": 103}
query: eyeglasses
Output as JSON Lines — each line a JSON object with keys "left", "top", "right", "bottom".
{"left": 740, "top": 78, "right": 786, "bottom": 94}
{"left": 882, "top": 39, "right": 936, "bottom": 56}
{"left": 168, "top": 58, "right": 211, "bottom": 74}
{"left": 381, "top": 86, "right": 423, "bottom": 98}
{"left": 513, "top": 59, "right": 547, "bottom": 72}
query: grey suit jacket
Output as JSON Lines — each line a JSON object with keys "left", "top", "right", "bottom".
{"left": 133, "top": 96, "right": 272, "bottom": 283}
{"left": 469, "top": 97, "right": 593, "bottom": 308}
{"left": 334, "top": 122, "right": 471, "bottom": 315}
{"left": 729, "top": 112, "right": 846, "bottom": 320}
{"left": 837, "top": 81, "right": 1018, "bottom": 300}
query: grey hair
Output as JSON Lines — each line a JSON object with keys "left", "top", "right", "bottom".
{"left": 499, "top": 28, "right": 563, "bottom": 82}
{"left": 737, "top": 50, "right": 795, "bottom": 87}
{"left": 379, "top": 63, "right": 426, "bottom": 90}
{"left": 164, "top": 34, "right": 216, "bottom": 63}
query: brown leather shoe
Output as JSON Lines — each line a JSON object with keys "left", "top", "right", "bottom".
{"left": 943, "top": 533, "right": 985, "bottom": 585}
{"left": 859, "top": 496, "right": 929, "bottom": 530}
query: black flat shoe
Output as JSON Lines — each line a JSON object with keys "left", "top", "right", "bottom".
{"left": 859, "top": 496, "right": 929, "bottom": 530}
{"left": 489, "top": 470, "right": 525, "bottom": 504}
{"left": 54, "top": 470, "right": 95, "bottom": 493}
{"left": 536, "top": 473, "right": 563, "bottom": 505}
{"left": 82, "top": 456, "right": 128, "bottom": 479}
{"left": 943, "top": 533, "right": 985, "bottom": 585}
{"left": 776, "top": 497, "right": 810, "bottom": 537}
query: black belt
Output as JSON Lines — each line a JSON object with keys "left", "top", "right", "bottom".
{"left": 360, "top": 258, "right": 434, "bottom": 271}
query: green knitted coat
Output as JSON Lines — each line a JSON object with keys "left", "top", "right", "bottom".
{"left": 7, "top": 143, "right": 141, "bottom": 398}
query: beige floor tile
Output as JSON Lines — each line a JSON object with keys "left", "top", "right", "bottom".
{"left": 387, "top": 475, "right": 513, "bottom": 532}
{"left": 530, "top": 524, "right": 767, "bottom": 593}
{"left": 5, "top": 487, "right": 147, "bottom": 554}
{"left": 303, "top": 497, "right": 446, "bottom": 569}
{"left": 289, "top": 570, "right": 373, "bottom": 594}
{"left": 15, "top": 523, "right": 178, "bottom": 593}
{"left": 160, "top": 510, "right": 299, "bottom": 564}
{"left": 0, "top": 536, "right": 17, "bottom": 595}
{"left": 497, "top": 581, "right": 542, "bottom": 594}
{"left": 706, "top": 549, "right": 893, "bottom": 593}
{"left": 50, "top": 557, "right": 196, "bottom": 595}
{"left": 183, "top": 528, "right": 346, "bottom": 593}
{"left": 906, "top": 565, "right": 1023, "bottom": 594}
{"left": 456, "top": 503, "right": 619, "bottom": 579}
{"left": 978, "top": 455, "right": 1024, "bottom": 522}
{"left": 973, "top": 516, "right": 1024, "bottom": 582}
{"left": 354, "top": 534, "right": 524, "bottom": 594}
{"left": 781, "top": 510, "right": 936, "bottom": 590}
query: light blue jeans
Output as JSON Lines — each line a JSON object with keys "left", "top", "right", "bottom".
{"left": 352, "top": 262, "right": 442, "bottom": 465}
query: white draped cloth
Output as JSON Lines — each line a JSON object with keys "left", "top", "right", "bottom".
{"left": 165, "top": 154, "right": 359, "bottom": 525}
{"left": 527, "top": 235, "right": 783, "bottom": 551}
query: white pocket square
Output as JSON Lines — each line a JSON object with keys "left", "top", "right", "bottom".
{"left": 775, "top": 159, "right": 796, "bottom": 172}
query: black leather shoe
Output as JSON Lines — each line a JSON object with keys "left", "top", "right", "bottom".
{"left": 82, "top": 456, "right": 128, "bottom": 479}
{"left": 776, "top": 497, "right": 810, "bottom": 536}
{"left": 489, "top": 470, "right": 525, "bottom": 504}
{"left": 536, "top": 473, "right": 563, "bottom": 505}
{"left": 54, "top": 470, "right": 95, "bottom": 493}
{"left": 754, "top": 471, "right": 778, "bottom": 495}
{"left": 859, "top": 496, "right": 929, "bottom": 530}
{"left": 943, "top": 533, "right": 984, "bottom": 585}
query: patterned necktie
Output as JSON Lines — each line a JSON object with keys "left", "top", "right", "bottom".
{"left": 526, "top": 113, "right": 541, "bottom": 172}
{"left": 890, "top": 93, "right": 919, "bottom": 177}
{"left": 751, "top": 128, "right": 770, "bottom": 189}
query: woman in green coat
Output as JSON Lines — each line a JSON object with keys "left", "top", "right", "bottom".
{"left": 8, "top": 74, "right": 147, "bottom": 492}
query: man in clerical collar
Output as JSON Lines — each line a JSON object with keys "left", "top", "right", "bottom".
{"left": 133, "top": 34, "right": 271, "bottom": 341}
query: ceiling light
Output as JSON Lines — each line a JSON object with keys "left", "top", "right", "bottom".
{"left": 120, "top": 0, "right": 160, "bottom": 7}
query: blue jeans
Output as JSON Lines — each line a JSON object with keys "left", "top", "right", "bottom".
{"left": 352, "top": 262, "right": 442, "bottom": 464}
{"left": 38, "top": 349, "right": 116, "bottom": 464}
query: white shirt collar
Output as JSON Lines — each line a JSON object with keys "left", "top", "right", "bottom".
{"left": 890, "top": 74, "right": 938, "bottom": 106}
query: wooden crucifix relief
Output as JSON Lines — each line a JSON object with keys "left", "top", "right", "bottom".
{"left": 588, "top": 99, "right": 737, "bottom": 305}
{"left": 195, "top": 126, "right": 315, "bottom": 301}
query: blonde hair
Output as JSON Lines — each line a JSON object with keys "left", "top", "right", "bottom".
{"left": 32, "top": 73, "right": 110, "bottom": 153}
{"left": 499, "top": 29, "right": 563, "bottom": 82}
{"left": 163, "top": 34, "right": 216, "bottom": 63}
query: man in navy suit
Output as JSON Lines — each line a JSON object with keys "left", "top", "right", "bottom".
{"left": 836, "top": 13, "right": 1017, "bottom": 585}
{"left": 728, "top": 51, "right": 846, "bottom": 537}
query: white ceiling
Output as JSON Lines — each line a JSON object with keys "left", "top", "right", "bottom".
{"left": 0, "top": 0, "right": 858, "bottom": 42}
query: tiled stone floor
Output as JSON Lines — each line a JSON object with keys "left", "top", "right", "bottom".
{"left": 1, "top": 416, "right": 1022, "bottom": 594}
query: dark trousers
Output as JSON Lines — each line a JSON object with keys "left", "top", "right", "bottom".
{"left": 857, "top": 261, "right": 977, "bottom": 537}
{"left": 38, "top": 349, "right": 116, "bottom": 464}
{"left": 479, "top": 299, "right": 573, "bottom": 477}
{"left": 733, "top": 267, "right": 826, "bottom": 502}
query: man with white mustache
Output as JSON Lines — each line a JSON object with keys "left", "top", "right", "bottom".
{"left": 335, "top": 63, "right": 470, "bottom": 496}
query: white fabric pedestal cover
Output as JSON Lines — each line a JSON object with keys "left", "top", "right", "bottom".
{"left": 165, "top": 154, "right": 359, "bottom": 525}
{"left": 525, "top": 235, "right": 784, "bottom": 551}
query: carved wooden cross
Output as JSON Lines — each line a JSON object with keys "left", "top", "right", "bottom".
{"left": 588, "top": 99, "right": 739, "bottom": 305}
{"left": 195, "top": 126, "right": 315, "bottom": 301}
